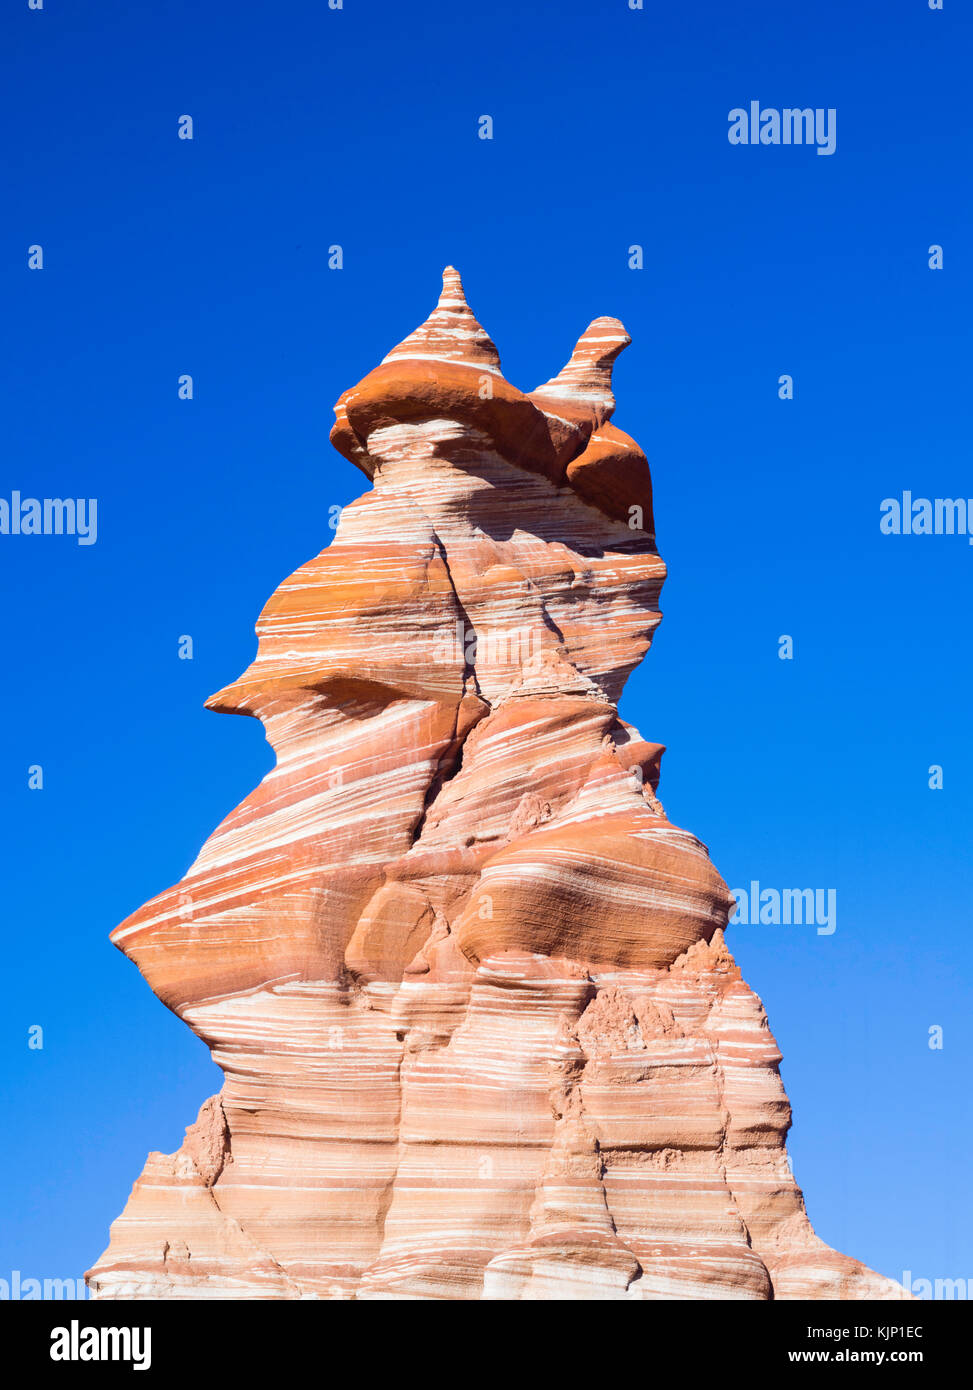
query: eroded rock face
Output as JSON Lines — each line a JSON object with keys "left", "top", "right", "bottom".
{"left": 88, "top": 270, "right": 906, "bottom": 1301}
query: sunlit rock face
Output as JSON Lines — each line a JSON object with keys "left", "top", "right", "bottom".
{"left": 88, "top": 270, "right": 906, "bottom": 1301}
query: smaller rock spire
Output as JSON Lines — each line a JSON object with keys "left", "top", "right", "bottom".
{"left": 529, "top": 317, "right": 631, "bottom": 426}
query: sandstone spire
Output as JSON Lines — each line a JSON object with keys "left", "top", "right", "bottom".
{"left": 382, "top": 265, "right": 501, "bottom": 370}
{"left": 88, "top": 271, "right": 908, "bottom": 1303}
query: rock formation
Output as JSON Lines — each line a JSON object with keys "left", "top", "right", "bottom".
{"left": 89, "top": 269, "right": 906, "bottom": 1300}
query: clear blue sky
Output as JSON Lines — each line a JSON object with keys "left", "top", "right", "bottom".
{"left": 2, "top": 0, "right": 969, "bottom": 1294}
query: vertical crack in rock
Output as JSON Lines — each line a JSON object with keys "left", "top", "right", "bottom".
{"left": 408, "top": 699, "right": 475, "bottom": 850}
{"left": 429, "top": 528, "right": 482, "bottom": 701}
{"left": 88, "top": 268, "right": 911, "bottom": 1302}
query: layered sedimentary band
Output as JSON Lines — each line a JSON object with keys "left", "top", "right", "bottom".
{"left": 89, "top": 270, "right": 906, "bottom": 1301}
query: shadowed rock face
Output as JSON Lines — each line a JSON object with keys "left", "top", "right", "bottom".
{"left": 88, "top": 270, "right": 907, "bottom": 1301}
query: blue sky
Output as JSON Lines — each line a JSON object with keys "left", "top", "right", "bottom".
{"left": 2, "top": 0, "right": 969, "bottom": 1293}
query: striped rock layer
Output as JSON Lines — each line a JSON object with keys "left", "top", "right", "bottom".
{"left": 89, "top": 270, "right": 905, "bottom": 1302}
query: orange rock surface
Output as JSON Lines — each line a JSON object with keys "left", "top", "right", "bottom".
{"left": 88, "top": 270, "right": 907, "bottom": 1301}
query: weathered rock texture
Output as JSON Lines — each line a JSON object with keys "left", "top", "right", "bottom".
{"left": 89, "top": 270, "right": 906, "bottom": 1301}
